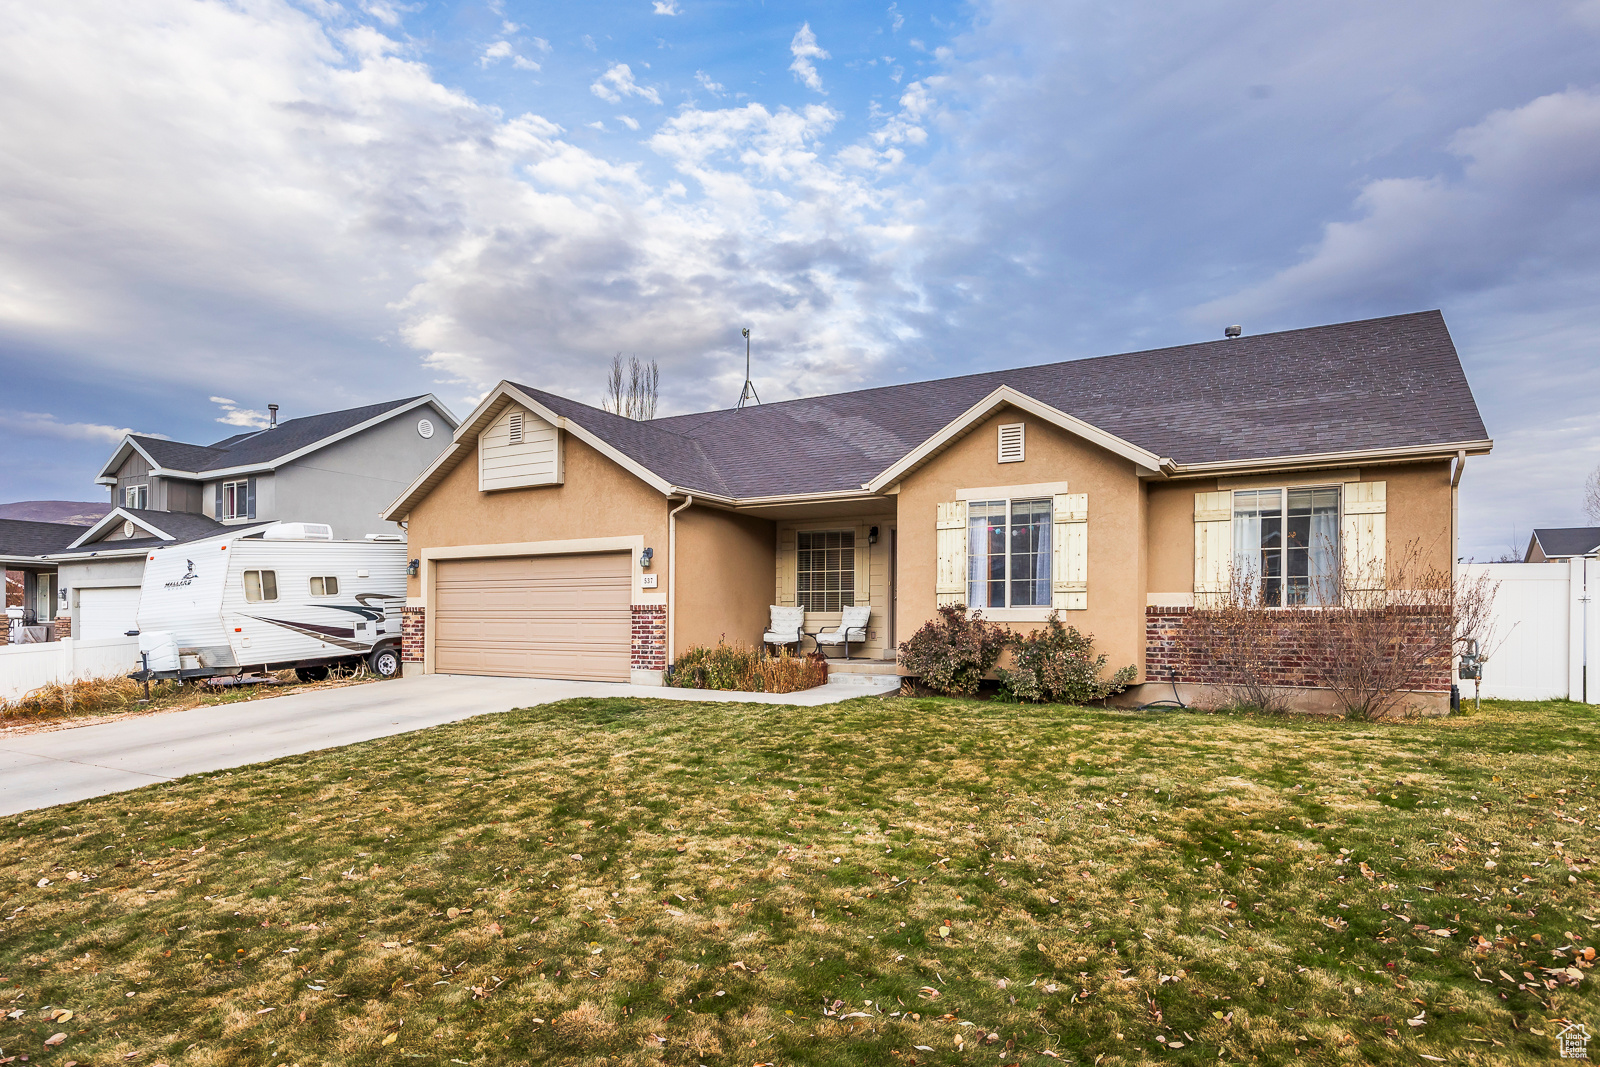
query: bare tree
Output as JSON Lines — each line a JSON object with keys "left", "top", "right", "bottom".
{"left": 603, "top": 353, "right": 659, "bottom": 421}
{"left": 1586, "top": 462, "right": 1600, "bottom": 524}
{"left": 1179, "top": 566, "right": 1295, "bottom": 713}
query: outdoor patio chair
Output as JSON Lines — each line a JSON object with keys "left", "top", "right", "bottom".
{"left": 762, "top": 605, "right": 806, "bottom": 653}
{"left": 813, "top": 605, "right": 872, "bottom": 659}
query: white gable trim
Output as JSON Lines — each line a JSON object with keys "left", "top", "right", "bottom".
{"left": 864, "top": 386, "right": 1165, "bottom": 493}
{"left": 66, "top": 507, "right": 176, "bottom": 550}
{"left": 94, "top": 436, "right": 168, "bottom": 485}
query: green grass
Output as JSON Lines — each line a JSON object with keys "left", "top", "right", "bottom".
{"left": 1, "top": 697, "right": 1596, "bottom": 1066}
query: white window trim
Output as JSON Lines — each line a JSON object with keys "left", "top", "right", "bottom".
{"left": 124, "top": 484, "right": 148, "bottom": 510}
{"left": 220, "top": 479, "right": 250, "bottom": 521}
{"left": 795, "top": 528, "right": 857, "bottom": 613}
{"left": 242, "top": 569, "right": 279, "bottom": 603}
{"left": 309, "top": 576, "right": 339, "bottom": 597}
{"left": 1231, "top": 483, "right": 1343, "bottom": 606}
{"left": 967, "top": 496, "right": 1054, "bottom": 611}
{"left": 957, "top": 480, "right": 1071, "bottom": 501}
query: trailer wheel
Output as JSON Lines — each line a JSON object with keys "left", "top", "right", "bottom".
{"left": 369, "top": 645, "right": 401, "bottom": 679}
{"left": 295, "top": 664, "right": 331, "bottom": 682}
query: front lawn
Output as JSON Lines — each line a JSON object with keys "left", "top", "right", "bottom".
{"left": 1, "top": 697, "right": 1596, "bottom": 1065}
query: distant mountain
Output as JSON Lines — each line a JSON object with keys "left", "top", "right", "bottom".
{"left": 0, "top": 500, "right": 111, "bottom": 525}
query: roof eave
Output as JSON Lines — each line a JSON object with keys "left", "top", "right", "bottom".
{"left": 1162, "top": 438, "right": 1495, "bottom": 479}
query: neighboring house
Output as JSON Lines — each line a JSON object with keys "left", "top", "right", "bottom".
{"left": 48, "top": 396, "right": 457, "bottom": 640}
{"left": 1524, "top": 527, "right": 1600, "bottom": 563}
{"left": 0, "top": 519, "right": 85, "bottom": 645}
{"left": 382, "top": 310, "right": 1491, "bottom": 712}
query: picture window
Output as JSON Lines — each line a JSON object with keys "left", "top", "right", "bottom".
{"left": 968, "top": 498, "right": 1052, "bottom": 608}
{"left": 1232, "top": 487, "right": 1340, "bottom": 605}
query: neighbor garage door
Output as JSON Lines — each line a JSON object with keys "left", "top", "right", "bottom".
{"left": 78, "top": 586, "right": 143, "bottom": 640}
{"left": 433, "top": 554, "right": 631, "bottom": 681}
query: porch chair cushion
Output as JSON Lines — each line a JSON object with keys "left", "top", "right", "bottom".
{"left": 762, "top": 605, "right": 807, "bottom": 646}
{"left": 814, "top": 605, "right": 872, "bottom": 646}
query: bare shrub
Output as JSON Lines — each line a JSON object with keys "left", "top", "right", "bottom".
{"left": 1, "top": 674, "right": 178, "bottom": 723}
{"left": 1179, "top": 569, "right": 1295, "bottom": 713}
{"left": 1299, "top": 539, "right": 1490, "bottom": 720}
{"left": 667, "top": 641, "right": 827, "bottom": 693}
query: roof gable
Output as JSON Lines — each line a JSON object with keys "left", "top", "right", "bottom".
{"left": 1531, "top": 527, "right": 1600, "bottom": 558}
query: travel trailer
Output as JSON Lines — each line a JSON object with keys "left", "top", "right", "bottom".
{"left": 133, "top": 523, "right": 407, "bottom": 681}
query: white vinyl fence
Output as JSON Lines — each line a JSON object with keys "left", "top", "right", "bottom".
{"left": 0, "top": 636, "right": 142, "bottom": 703}
{"left": 1458, "top": 558, "right": 1598, "bottom": 702}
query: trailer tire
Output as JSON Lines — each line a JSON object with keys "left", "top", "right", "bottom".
{"left": 295, "top": 664, "right": 331, "bottom": 683}
{"left": 369, "top": 644, "right": 401, "bottom": 680}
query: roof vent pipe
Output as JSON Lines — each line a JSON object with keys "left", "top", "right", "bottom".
{"left": 1224, "top": 325, "right": 1242, "bottom": 339}
{"left": 268, "top": 403, "right": 279, "bottom": 428}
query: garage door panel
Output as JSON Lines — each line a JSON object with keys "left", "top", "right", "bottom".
{"left": 434, "top": 553, "right": 631, "bottom": 681}
{"left": 79, "top": 587, "right": 143, "bottom": 640}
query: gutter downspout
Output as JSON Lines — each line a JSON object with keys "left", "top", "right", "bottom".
{"left": 668, "top": 494, "right": 694, "bottom": 665}
{"left": 1451, "top": 450, "right": 1466, "bottom": 565}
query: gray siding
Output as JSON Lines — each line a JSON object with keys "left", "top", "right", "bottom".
{"left": 165, "top": 479, "right": 204, "bottom": 514}
{"left": 271, "top": 403, "right": 451, "bottom": 539}
{"left": 114, "top": 453, "right": 152, "bottom": 507}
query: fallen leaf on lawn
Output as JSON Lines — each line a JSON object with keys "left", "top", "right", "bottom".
{"left": 446, "top": 908, "right": 460, "bottom": 919}
{"left": 487, "top": 922, "right": 503, "bottom": 937}
{"left": 1407, "top": 1012, "right": 1426, "bottom": 1027}
{"left": 913, "top": 1046, "right": 933, "bottom": 1052}
{"left": 938, "top": 926, "right": 950, "bottom": 938}
{"left": 36, "top": 879, "right": 50, "bottom": 888}
{"left": 256, "top": 1007, "right": 275, "bottom": 1015}
{"left": 382, "top": 942, "right": 400, "bottom": 949}
{"left": 53, "top": 1010, "right": 73, "bottom": 1023}
{"left": 917, "top": 986, "right": 940, "bottom": 1000}
{"left": 381, "top": 1033, "right": 397, "bottom": 1046}
{"left": 44, "top": 1033, "right": 67, "bottom": 1046}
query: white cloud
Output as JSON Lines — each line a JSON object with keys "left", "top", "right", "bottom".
{"left": 652, "top": 0, "right": 681, "bottom": 14}
{"left": 695, "top": 70, "right": 724, "bottom": 95}
{"left": 586, "top": 120, "right": 606, "bottom": 130}
{"left": 889, "top": 3, "right": 904, "bottom": 32}
{"left": 616, "top": 114, "right": 640, "bottom": 130}
{"left": 789, "top": 23, "right": 829, "bottom": 92}
{"left": 0, "top": 411, "right": 154, "bottom": 444}
{"left": 590, "top": 63, "right": 662, "bottom": 105}
{"left": 500, "top": 20, "right": 520, "bottom": 34}
{"left": 480, "top": 40, "right": 513, "bottom": 67}
{"left": 210, "top": 398, "right": 272, "bottom": 428}
{"left": 513, "top": 55, "right": 540, "bottom": 71}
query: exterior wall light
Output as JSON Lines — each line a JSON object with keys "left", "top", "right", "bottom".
{"left": 406, "top": 558, "right": 420, "bottom": 577}
{"left": 640, "top": 547, "right": 654, "bottom": 569}
{"left": 868, "top": 526, "right": 879, "bottom": 545}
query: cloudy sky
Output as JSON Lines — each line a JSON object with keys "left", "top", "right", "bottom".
{"left": 1, "top": 0, "right": 1597, "bottom": 557}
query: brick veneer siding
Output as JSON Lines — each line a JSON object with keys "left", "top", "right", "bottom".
{"left": 1146, "top": 605, "right": 1452, "bottom": 692}
{"left": 54, "top": 615, "right": 72, "bottom": 641}
{"left": 401, "top": 606, "right": 425, "bottom": 663}
{"left": 631, "top": 604, "right": 667, "bottom": 672}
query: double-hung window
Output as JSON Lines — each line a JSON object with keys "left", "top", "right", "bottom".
{"left": 220, "top": 480, "right": 250, "bottom": 520}
{"left": 124, "top": 484, "right": 148, "bottom": 510}
{"left": 1232, "top": 487, "right": 1340, "bottom": 605}
{"left": 796, "top": 530, "right": 855, "bottom": 612}
{"left": 967, "top": 498, "right": 1052, "bottom": 609}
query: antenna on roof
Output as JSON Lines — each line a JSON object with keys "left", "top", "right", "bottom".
{"left": 736, "top": 328, "right": 761, "bottom": 409}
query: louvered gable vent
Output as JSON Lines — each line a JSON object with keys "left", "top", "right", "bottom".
{"left": 507, "top": 411, "right": 524, "bottom": 444}
{"left": 997, "top": 422, "right": 1025, "bottom": 464}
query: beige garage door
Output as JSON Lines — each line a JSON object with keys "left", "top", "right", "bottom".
{"left": 434, "top": 554, "right": 631, "bottom": 681}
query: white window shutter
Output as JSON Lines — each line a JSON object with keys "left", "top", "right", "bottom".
{"left": 935, "top": 500, "right": 968, "bottom": 607}
{"left": 1052, "top": 492, "right": 1088, "bottom": 610}
{"left": 1193, "top": 490, "right": 1232, "bottom": 607}
{"left": 1341, "top": 480, "right": 1387, "bottom": 596}
{"left": 997, "top": 423, "right": 1025, "bottom": 463}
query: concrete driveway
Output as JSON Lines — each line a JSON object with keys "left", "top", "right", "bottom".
{"left": 0, "top": 671, "right": 899, "bottom": 817}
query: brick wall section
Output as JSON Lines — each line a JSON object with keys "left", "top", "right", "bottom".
{"left": 1146, "top": 605, "right": 1452, "bottom": 692}
{"left": 54, "top": 615, "right": 72, "bottom": 641}
{"left": 631, "top": 604, "right": 667, "bottom": 672}
{"left": 0, "top": 621, "right": 8, "bottom": 647}
{"left": 401, "top": 606, "right": 425, "bottom": 663}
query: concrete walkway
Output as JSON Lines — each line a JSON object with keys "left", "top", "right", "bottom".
{"left": 0, "top": 672, "right": 900, "bottom": 817}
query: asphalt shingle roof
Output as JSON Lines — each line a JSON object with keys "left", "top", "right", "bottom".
{"left": 0, "top": 519, "right": 86, "bottom": 561}
{"left": 520, "top": 311, "right": 1489, "bottom": 498}
{"left": 1532, "top": 528, "right": 1600, "bottom": 558}
{"left": 128, "top": 398, "right": 429, "bottom": 474}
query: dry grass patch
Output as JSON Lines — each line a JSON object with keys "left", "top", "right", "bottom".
{"left": 0, "top": 697, "right": 1596, "bottom": 1066}
{"left": 0, "top": 669, "right": 377, "bottom": 729}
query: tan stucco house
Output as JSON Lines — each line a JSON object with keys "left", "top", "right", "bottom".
{"left": 384, "top": 311, "right": 1491, "bottom": 707}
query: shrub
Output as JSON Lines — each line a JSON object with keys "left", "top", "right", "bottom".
{"left": 897, "top": 605, "right": 1008, "bottom": 697}
{"left": 667, "top": 642, "right": 827, "bottom": 693}
{"left": 999, "top": 612, "right": 1136, "bottom": 704}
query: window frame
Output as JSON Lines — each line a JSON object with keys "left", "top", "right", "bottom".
{"left": 1231, "top": 484, "right": 1342, "bottom": 607}
{"left": 966, "top": 496, "right": 1053, "bottom": 610}
{"left": 795, "top": 529, "right": 856, "bottom": 613}
{"left": 220, "top": 479, "right": 250, "bottom": 520}
{"left": 309, "top": 575, "right": 340, "bottom": 597}
{"left": 243, "top": 569, "right": 279, "bottom": 603}
{"left": 124, "top": 483, "right": 148, "bottom": 510}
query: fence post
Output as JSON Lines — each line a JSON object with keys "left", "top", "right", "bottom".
{"left": 60, "top": 637, "right": 75, "bottom": 685}
{"left": 1585, "top": 558, "right": 1598, "bottom": 705}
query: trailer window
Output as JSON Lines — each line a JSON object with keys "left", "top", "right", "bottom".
{"left": 309, "top": 576, "right": 339, "bottom": 597}
{"left": 243, "top": 570, "right": 278, "bottom": 602}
